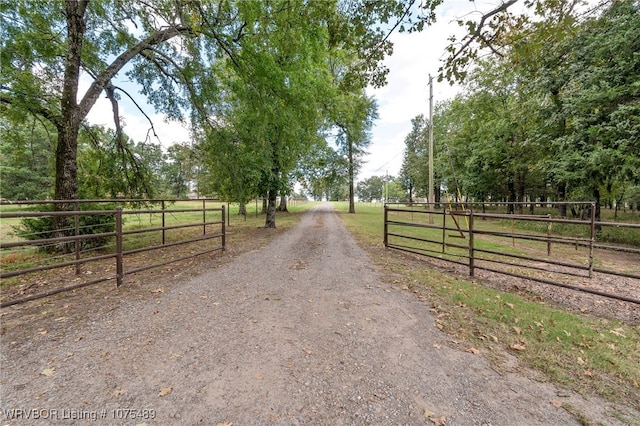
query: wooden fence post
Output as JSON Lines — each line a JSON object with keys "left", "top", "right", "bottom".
{"left": 202, "top": 199, "right": 206, "bottom": 236}
{"left": 547, "top": 214, "right": 552, "bottom": 256}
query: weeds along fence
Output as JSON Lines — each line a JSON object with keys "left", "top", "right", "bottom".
{"left": 383, "top": 202, "right": 640, "bottom": 305}
{"left": 0, "top": 199, "right": 225, "bottom": 308}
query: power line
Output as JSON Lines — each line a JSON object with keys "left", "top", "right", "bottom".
{"left": 371, "top": 149, "right": 404, "bottom": 174}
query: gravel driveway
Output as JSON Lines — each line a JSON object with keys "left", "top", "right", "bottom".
{"left": 0, "top": 203, "right": 634, "bottom": 425}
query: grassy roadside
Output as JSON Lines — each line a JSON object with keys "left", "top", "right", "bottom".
{"left": 333, "top": 201, "right": 640, "bottom": 419}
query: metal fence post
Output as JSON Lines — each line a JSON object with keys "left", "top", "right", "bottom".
{"left": 161, "top": 200, "right": 166, "bottom": 245}
{"left": 589, "top": 202, "right": 595, "bottom": 278}
{"left": 383, "top": 204, "right": 388, "bottom": 248}
{"left": 202, "top": 199, "right": 206, "bottom": 235}
{"left": 75, "top": 200, "right": 81, "bottom": 275}
{"left": 468, "top": 208, "right": 475, "bottom": 277}
{"left": 442, "top": 210, "right": 446, "bottom": 253}
{"left": 221, "top": 204, "right": 226, "bottom": 251}
{"left": 115, "top": 207, "right": 123, "bottom": 287}
{"left": 547, "top": 214, "right": 552, "bottom": 256}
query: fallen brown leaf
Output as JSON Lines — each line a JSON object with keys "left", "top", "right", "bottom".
{"left": 158, "top": 387, "right": 173, "bottom": 397}
{"left": 466, "top": 347, "right": 480, "bottom": 355}
{"left": 40, "top": 367, "right": 55, "bottom": 377}
{"left": 509, "top": 343, "right": 526, "bottom": 351}
{"left": 429, "top": 415, "right": 447, "bottom": 425}
{"left": 550, "top": 400, "right": 563, "bottom": 408}
{"left": 423, "top": 408, "right": 435, "bottom": 418}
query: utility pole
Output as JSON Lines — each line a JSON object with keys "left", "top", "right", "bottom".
{"left": 428, "top": 74, "right": 434, "bottom": 223}
{"left": 385, "top": 170, "right": 388, "bottom": 204}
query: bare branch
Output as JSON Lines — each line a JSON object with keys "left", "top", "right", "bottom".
{"left": 367, "top": 0, "right": 416, "bottom": 60}
{"left": 448, "top": 0, "right": 518, "bottom": 64}
{"left": 104, "top": 81, "right": 124, "bottom": 148}
{"left": 112, "top": 84, "right": 162, "bottom": 143}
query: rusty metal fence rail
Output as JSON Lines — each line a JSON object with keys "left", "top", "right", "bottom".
{"left": 383, "top": 202, "right": 640, "bottom": 305}
{"left": 0, "top": 199, "right": 225, "bottom": 307}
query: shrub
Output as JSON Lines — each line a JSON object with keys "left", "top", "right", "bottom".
{"left": 14, "top": 203, "right": 116, "bottom": 253}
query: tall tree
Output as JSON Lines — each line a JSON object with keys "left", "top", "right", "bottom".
{"left": 297, "top": 141, "right": 349, "bottom": 202}
{"left": 399, "top": 115, "right": 428, "bottom": 202}
{"left": 0, "top": 0, "right": 250, "bottom": 211}
{"left": 333, "top": 93, "right": 378, "bottom": 213}
{"left": 356, "top": 175, "right": 385, "bottom": 202}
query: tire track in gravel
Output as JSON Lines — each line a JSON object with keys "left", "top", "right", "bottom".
{"left": 1, "top": 203, "right": 636, "bottom": 425}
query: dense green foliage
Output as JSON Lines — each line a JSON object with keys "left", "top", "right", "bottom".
{"left": 0, "top": 119, "right": 54, "bottom": 200}
{"left": 1, "top": 0, "right": 436, "bottom": 227}
{"left": 2, "top": 0, "right": 635, "bottom": 228}
{"left": 401, "top": 0, "right": 640, "bottom": 218}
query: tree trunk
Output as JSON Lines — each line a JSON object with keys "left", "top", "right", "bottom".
{"left": 277, "top": 194, "right": 288, "bottom": 212}
{"left": 518, "top": 173, "right": 526, "bottom": 214}
{"left": 51, "top": 1, "right": 87, "bottom": 252}
{"left": 55, "top": 1, "right": 86, "bottom": 205}
{"left": 529, "top": 197, "right": 535, "bottom": 214}
{"left": 557, "top": 182, "right": 567, "bottom": 218}
{"left": 348, "top": 139, "right": 355, "bottom": 214}
{"left": 238, "top": 202, "right": 247, "bottom": 216}
{"left": 261, "top": 196, "right": 267, "bottom": 214}
{"left": 265, "top": 189, "right": 277, "bottom": 228}
{"left": 594, "top": 187, "right": 602, "bottom": 232}
{"left": 507, "top": 174, "right": 516, "bottom": 214}
{"left": 54, "top": 124, "right": 81, "bottom": 202}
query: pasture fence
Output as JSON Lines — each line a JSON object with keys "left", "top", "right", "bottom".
{"left": 383, "top": 201, "right": 640, "bottom": 305}
{"left": 0, "top": 199, "right": 225, "bottom": 307}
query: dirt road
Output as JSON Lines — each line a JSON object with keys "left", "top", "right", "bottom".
{"left": 0, "top": 203, "right": 634, "bottom": 425}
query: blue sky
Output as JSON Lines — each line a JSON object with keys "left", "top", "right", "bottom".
{"left": 84, "top": 1, "right": 501, "bottom": 182}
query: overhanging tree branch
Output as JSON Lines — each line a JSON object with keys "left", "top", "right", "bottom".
{"left": 448, "top": 0, "right": 518, "bottom": 64}
{"left": 112, "top": 84, "right": 161, "bottom": 142}
{"left": 78, "top": 24, "right": 193, "bottom": 123}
